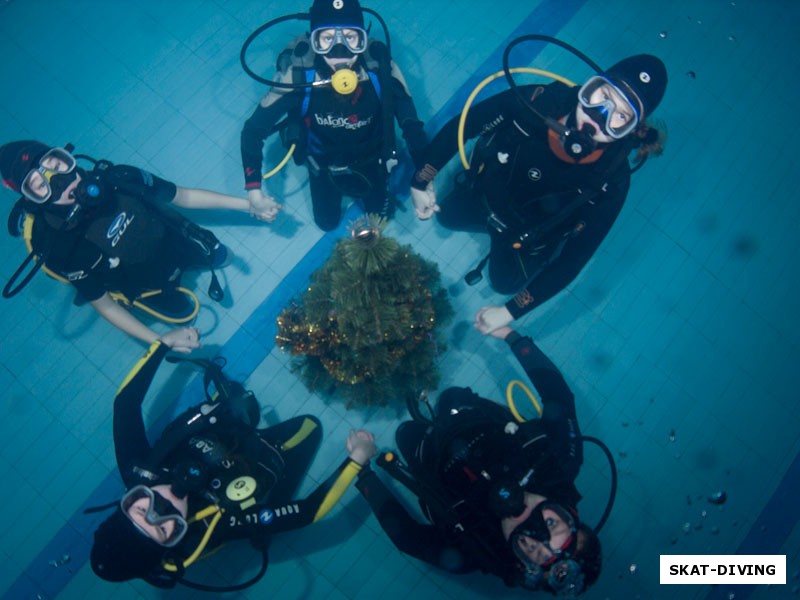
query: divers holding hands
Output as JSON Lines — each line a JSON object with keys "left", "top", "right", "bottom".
{"left": 409, "top": 165, "right": 440, "bottom": 220}
{"left": 0, "top": 140, "right": 278, "bottom": 349}
{"left": 158, "top": 326, "right": 202, "bottom": 354}
{"left": 246, "top": 187, "right": 282, "bottom": 223}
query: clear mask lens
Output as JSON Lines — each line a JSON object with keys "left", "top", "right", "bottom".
{"left": 310, "top": 26, "right": 367, "bottom": 54}
{"left": 577, "top": 76, "right": 640, "bottom": 139}
{"left": 20, "top": 147, "right": 77, "bottom": 204}
{"left": 121, "top": 485, "right": 188, "bottom": 548}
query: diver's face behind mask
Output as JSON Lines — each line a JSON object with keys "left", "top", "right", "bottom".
{"left": 509, "top": 502, "right": 585, "bottom": 594}
{"left": 312, "top": 26, "right": 366, "bottom": 73}
{"left": 20, "top": 147, "right": 80, "bottom": 205}
{"left": 576, "top": 76, "right": 641, "bottom": 142}
{"left": 121, "top": 485, "right": 189, "bottom": 548}
{"left": 311, "top": 26, "right": 367, "bottom": 55}
{"left": 512, "top": 503, "right": 577, "bottom": 567}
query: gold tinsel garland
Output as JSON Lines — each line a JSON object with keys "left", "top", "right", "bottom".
{"left": 275, "top": 216, "right": 452, "bottom": 403}
{"left": 276, "top": 296, "right": 440, "bottom": 385}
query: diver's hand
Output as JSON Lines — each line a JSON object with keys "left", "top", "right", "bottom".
{"left": 411, "top": 182, "right": 439, "bottom": 220}
{"left": 160, "top": 326, "right": 201, "bottom": 354}
{"left": 474, "top": 305, "right": 514, "bottom": 336}
{"left": 247, "top": 189, "right": 282, "bottom": 223}
{"left": 346, "top": 429, "right": 377, "bottom": 465}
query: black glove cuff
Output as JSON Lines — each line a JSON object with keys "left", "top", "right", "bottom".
{"left": 410, "top": 163, "right": 438, "bottom": 190}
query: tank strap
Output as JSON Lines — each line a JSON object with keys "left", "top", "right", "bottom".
{"left": 300, "top": 68, "right": 315, "bottom": 117}
{"left": 369, "top": 40, "right": 397, "bottom": 169}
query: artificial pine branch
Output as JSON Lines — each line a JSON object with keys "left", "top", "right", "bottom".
{"left": 276, "top": 216, "right": 453, "bottom": 408}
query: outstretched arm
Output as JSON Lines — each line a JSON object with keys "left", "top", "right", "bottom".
{"left": 504, "top": 168, "right": 631, "bottom": 320}
{"left": 386, "top": 59, "right": 441, "bottom": 221}
{"left": 409, "top": 87, "right": 530, "bottom": 221}
{"left": 171, "top": 187, "right": 280, "bottom": 223}
{"left": 492, "top": 327, "right": 583, "bottom": 481}
{"left": 240, "top": 77, "right": 296, "bottom": 185}
{"left": 113, "top": 329, "right": 200, "bottom": 484}
{"left": 91, "top": 293, "right": 162, "bottom": 346}
{"left": 388, "top": 59, "right": 427, "bottom": 168}
{"left": 238, "top": 430, "right": 378, "bottom": 535}
{"left": 171, "top": 187, "right": 250, "bottom": 212}
{"left": 355, "top": 468, "right": 477, "bottom": 574}
{"left": 90, "top": 293, "right": 200, "bottom": 353}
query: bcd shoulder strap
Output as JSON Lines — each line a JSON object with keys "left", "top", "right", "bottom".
{"left": 3, "top": 209, "right": 67, "bottom": 298}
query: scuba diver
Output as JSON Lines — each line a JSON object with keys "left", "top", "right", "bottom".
{"left": 410, "top": 43, "right": 668, "bottom": 335}
{"left": 0, "top": 140, "right": 276, "bottom": 348}
{"left": 355, "top": 325, "right": 603, "bottom": 596}
{"left": 90, "top": 326, "right": 377, "bottom": 588}
{"left": 240, "top": 0, "right": 428, "bottom": 231}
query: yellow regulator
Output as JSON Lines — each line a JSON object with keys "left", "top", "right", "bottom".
{"left": 226, "top": 475, "right": 258, "bottom": 510}
{"left": 331, "top": 68, "right": 358, "bottom": 94}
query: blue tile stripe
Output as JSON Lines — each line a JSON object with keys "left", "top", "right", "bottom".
{"left": 3, "top": 2, "right": 585, "bottom": 597}
{"left": 704, "top": 451, "right": 800, "bottom": 599}
{"left": 3, "top": 206, "right": 356, "bottom": 600}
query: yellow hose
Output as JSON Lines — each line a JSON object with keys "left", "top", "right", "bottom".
{"left": 262, "top": 144, "right": 296, "bottom": 179}
{"left": 458, "top": 68, "right": 578, "bottom": 170}
{"left": 127, "top": 287, "right": 200, "bottom": 324}
{"left": 506, "top": 379, "right": 543, "bottom": 423}
{"left": 162, "top": 507, "right": 223, "bottom": 572}
{"left": 27, "top": 212, "right": 200, "bottom": 324}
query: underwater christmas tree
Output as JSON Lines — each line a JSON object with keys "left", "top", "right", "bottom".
{"left": 276, "top": 217, "right": 453, "bottom": 408}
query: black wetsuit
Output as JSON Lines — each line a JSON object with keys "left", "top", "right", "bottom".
{"left": 241, "top": 46, "right": 427, "bottom": 231}
{"left": 421, "top": 82, "right": 632, "bottom": 319}
{"left": 29, "top": 165, "right": 215, "bottom": 302}
{"left": 113, "top": 341, "right": 365, "bottom": 579}
{"left": 356, "top": 333, "right": 582, "bottom": 581}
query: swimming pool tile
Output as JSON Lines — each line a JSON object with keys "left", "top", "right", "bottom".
{"left": 2, "top": 479, "right": 57, "bottom": 554}
{"left": 2, "top": 1, "right": 800, "bottom": 598}
{"left": 331, "top": 534, "right": 394, "bottom": 598}
{"left": 1, "top": 398, "right": 55, "bottom": 465}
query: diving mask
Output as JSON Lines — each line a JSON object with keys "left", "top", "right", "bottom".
{"left": 577, "top": 75, "right": 641, "bottom": 139}
{"left": 20, "top": 147, "right": 78, "bottom": 204}
{"left": 310, "top": 26, "right": 367, "bottom": 55}
{"left": 510, "top": 502, "right": 582, "bottom": 592}
{"left": 121, "top": 485, "right": 188, "bottom": 548}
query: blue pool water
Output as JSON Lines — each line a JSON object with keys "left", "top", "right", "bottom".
{"left": 1, "top": 1, "right": 798, "bottom": 598}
